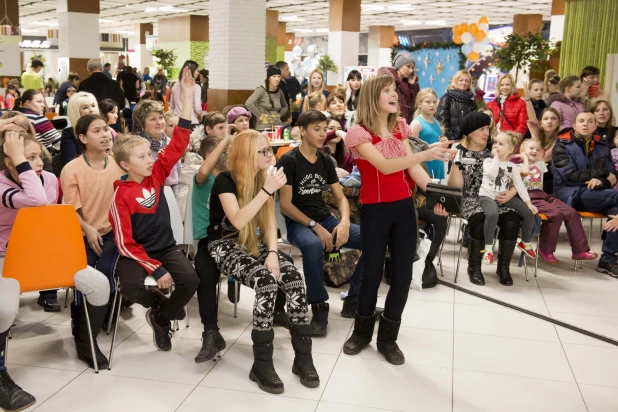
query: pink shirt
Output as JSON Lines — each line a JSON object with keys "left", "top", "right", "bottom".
{"left": 169, "top": 83, "right": 202, "bottom": 125}
{"left": 0, "top": 168, "right": 58, "bottom": 253}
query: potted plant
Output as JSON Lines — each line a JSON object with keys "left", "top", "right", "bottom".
{"left": 151, "top": 48, "right": 177, "bottom": 78}
{"left": 316, "top": 54, "right": 338, "bottom": 85}
{"left": 493, "top": 31, "right": 554, "bottom": 83}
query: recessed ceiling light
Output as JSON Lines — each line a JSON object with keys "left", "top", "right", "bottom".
{"left": 21, "top": 29, "right": 40, "bottom": 33}
{"left": 99, "top": 19, "right": 113, "bottom": 23}
{"left": 295, "top": 28, "right": 314, "bottom": 33}
{"left": 389, "top": 4, "right": 413, "bottom": 11}
{"left": 315, "top": 28, "right": 329, "bottom": 32}
{"left": 401, "top": 20, "right": 422, "bottom": 25}
{"left": 361, "top": 5, "right": 384, "bottom": 11}
{"left": 145, "top": 7, "right": 158, "bottom": 12}
{"left": 281, "top": 15, "right": 298, "bottom": 21}
{"left": 159, "top": 6, "right": 188, "bottom": 12}
{"left": 425, "top": 20, "right": 446, "bottom": 25}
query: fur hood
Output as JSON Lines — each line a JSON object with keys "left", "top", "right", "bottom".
{"left": 546, "top": 93, "right": 581, "bottom": 106}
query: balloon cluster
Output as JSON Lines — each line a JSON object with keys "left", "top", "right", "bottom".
{"left": 452, "top": 16, "right": 490, "bottom": 62}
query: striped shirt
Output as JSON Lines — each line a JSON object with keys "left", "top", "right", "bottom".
{"left": 20, "top": 108, "right": 61, "bottom": 153}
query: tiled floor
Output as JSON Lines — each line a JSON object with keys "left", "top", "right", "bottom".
{"left": 5, "top": 218, "right": 618, "bottom": 411}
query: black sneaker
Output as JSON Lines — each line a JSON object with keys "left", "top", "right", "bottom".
{"left": 273, "top": 311, "right": 291, "bottom": 330}
{"left": 0, "top": 370, "right": 36, "bottom": 412}
{"left": 37, "top": 296, "right": 61, "bottom": 313}
{"left": 146, "top": 308, "right": 172, "bottom": 351}
{"left": 596, "top": 261, "right": 618, "bottom": 278}
{"left": 195, "top": 330, "right": 226, "bottom": 363}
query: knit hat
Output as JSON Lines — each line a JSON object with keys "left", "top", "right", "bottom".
{"left": 461, "top": 111, "right": 492, "bottom": 136}
{"left": 227, "top": 106, "right": 252, "bottom": 123}
{"left": 393, "top": 52, "right": 415, "bottom": 70}
{"left": 266, "top": 65, "right": 281, "bottom": 80}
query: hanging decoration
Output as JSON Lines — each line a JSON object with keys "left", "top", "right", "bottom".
{"left": 452, "top": 16, "right": 491, "bottom": 63}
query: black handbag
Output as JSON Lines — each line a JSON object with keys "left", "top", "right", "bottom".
{"left": 425, "top": 183, "right": 463, "bottom": 215}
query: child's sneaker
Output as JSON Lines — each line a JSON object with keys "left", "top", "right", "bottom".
{"left": 517, "top": 241, "right": 536, "bottom": 259}
{"left": 482, "top": 251, "right": 494, "bottom": 265}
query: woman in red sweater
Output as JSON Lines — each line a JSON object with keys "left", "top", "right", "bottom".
{"left": 487, "top": 73, "right": 528, "bottom": 146}
{"left": 342, "top": 75, "right": 451, "bottom": 365}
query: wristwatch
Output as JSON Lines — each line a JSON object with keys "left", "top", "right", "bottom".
{"left": 307, "top": 220, "right": 316, "bottom": 229}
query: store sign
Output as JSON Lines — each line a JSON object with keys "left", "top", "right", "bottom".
{"left": 19, "top": 39, "right": 51, "bottom": 49}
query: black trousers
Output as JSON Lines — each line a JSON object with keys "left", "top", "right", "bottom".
{"left": 195, "top": 238, "right": 289, "bottom": 331}
{"left": 358, "top": 198, "right": 417, "bottom": 321}
{"left": 468, "top": 211, "right": 522, "bottom": 241}
{"left": 417, "top": 205, "right": 448, "bottom": 260}
{"left": 117, "top": 246, "right": 199, "bottom": 321}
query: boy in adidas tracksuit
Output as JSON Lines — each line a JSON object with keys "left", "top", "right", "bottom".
{"left": 109, "top": 67, "right": 200, "bottom": 351}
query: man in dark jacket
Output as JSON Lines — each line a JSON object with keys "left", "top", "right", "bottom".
{"left": 552, "top": 111, "right": 618, "bottom": 277}
{"left": 79, "top": 59, "right": 126, "bottom": 132}
{"left": 54, "top": 72, "right": 80, "bottom": 111}
{"left": 277, "top": 61, "right": 301, "bottom": 125}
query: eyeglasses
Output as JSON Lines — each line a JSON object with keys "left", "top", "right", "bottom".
{"left": 258, "top": 149, "right": 273, "bottom": 157}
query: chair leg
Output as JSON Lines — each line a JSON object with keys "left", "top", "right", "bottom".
{"left": 186, "top": 304, "right": 190, "bottom": 328}
{"left": 233, "top": 279, "right": 239, "bottom": 318}
{"left": 3, "top": 333, "right": 8, "bottom": 363}
{"left": 106, "top": 282, "right": 120, "bottom": 335}
{"left": 107, "top": 293, "right": 124, "bottom": 370}
{"left": 454, "top": 224, "right": 467, "bottom": 284}
{"left": 534, "top": 234, "right": 540, "bottom": 278}
{"left": 82, "top": 296, "right": 99, "bottom": 374}
{"left": 64, "top": 287, "right": 70, "bottom": 308}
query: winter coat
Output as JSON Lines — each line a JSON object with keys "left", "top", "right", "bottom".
{"left": 552, "top": 130, "right": 616, "bottom": 207}
{"left": 245, "top": 86, "right": 289, "bottom": 131}
{"left": 436, "top": 89, "right": 477, "bottom": 140}
{"left": 486, "top": 93, "right": 528, "bottom": 139}
{"left": 377, "top": 67, "right": 420, "bottom": 124}
{"left": 548, "top": 94, "right": 584, "bottom": 132}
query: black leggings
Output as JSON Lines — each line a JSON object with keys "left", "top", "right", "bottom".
{"left": 417, "top": 205, "right": 448, "bottom": 260}
{"left": 468, "top": 211, "right": 522, "bottom": 241}
{"left": 358, "top": 198, "right": 417, "bottom": 321}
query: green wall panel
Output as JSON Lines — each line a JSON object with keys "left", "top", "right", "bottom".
{"left": 157, "top": 41, "right": 209, "bottom": 79}
{"left": 265, "top": 38, "right": 278, "bottom": 65}
{"left": 561, "top": 0, "right": 618, "bottom": 87}
{"left": 276, "top": 46, "right": 285, "bottom": 63}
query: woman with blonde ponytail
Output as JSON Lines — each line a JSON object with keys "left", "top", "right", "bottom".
{"left": 206, "top": 130, "right": 318, "bottom": 395}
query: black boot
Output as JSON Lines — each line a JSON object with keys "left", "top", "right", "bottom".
{"left": 310, "top": 302, "right": 329, "bottom": 336}
{"left": 467, "top": 236, "right": 485, "bottom": 285}
{"left": 422, "top": 257, "right": 439, "bottom": 289}
{"left": 377, "top": 315, "right": 405, "bottom": 365}
{"left": 340, "top": 295, "right": 358, "bottom": 318}
{"left": 343, "top": 313, "right": 376, "bottom": 355}
{"left": 249, "top": 329, "right": 284, "bottom": 394}
{"left": 497, "top": 239, "right": 516, "bottom": 286}
{"left": 0, "top": 370, "right": 36, "bottom": 412}
{"left": 195, "top": 329, "right": 226, "bottom": 363}
{"left": 71, "top": 302, "right": 109, "bottom": 370}
{"left": 290, "top": 324, "right": 320, "bottom": 388}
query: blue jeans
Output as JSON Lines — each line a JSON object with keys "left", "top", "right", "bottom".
{"left": 0, "top": 330, "right": 7, "bottom": 372}
{"left": 573, "top": 189, "right": 618, "bottom": 265}
{"left": 286, "top": 215, "right": 362, "bottom": 305}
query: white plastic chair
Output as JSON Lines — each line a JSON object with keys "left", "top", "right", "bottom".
{"left": 163, "top": 186, "right": 184, "bottom": 246}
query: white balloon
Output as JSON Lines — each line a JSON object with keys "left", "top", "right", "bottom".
{"left": 292, "top": 45, "right": 303, "bottom": 57}
{"left": 461, "top": 32, "right": 473, "bottom": 44}
{"left": 472, "top": 41, "right": 485, "bottom": 53}
{"left": 307, "top": 44, "right": 316, "bottom": 53}
{"left": 461, "top": 43, "right": 473, "bottom": 55}
{"left": 482, "top": 35, "right": 491, "bottom": 45}
{"left": 479, "top": 23, "right": 489, "bottom": 32}
{"left": 303, "top": 57, "right": 312, "bottom": 69}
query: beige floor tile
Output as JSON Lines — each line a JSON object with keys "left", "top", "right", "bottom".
{"left": 578, "top": 384, "right": 618, "bottom": 412}
{"left": 562, "top": 343, "right": 618, "bottom": 387}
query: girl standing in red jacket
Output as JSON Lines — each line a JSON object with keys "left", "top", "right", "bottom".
{"left": 487, "top": 74, "right": 528, "bottom": 145}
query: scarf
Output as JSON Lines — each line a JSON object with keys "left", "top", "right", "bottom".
{"left": 588, "top": 84, "right": 601, "bottom": 98}
{"left": 446, "top": 89, "right": 474, "bottom": 103}
{"left": 573, "top": 131, "right": 593, "bottom": 154}
{"left": 139, "top": 131, "right": 168, "bottom": 152}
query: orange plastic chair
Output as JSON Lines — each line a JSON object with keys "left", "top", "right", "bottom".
{"left": 2, "top": 205, "right": 101, "bottom": 371}
{"left": 276, "top": 145, "right": 294, "bottom": 160}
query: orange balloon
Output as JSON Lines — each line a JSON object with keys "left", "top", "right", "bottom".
{"left": 460, "top": 23, "right": 469, "bottom": 32}
{"left": 453, "top": 34, "right": 463, "bottom": 44}
{"left": 468, "top": 23, "right": 478, "bottom": 35}
{"left": 474, "top": 31, "right": 487, "bottom": 41}
{"left": 452, "top": 25, "right": 462, "bottom": 36}
{"left": 478, "top": 16, "right": 489, "bottom": 25}
{"left": 468, "top": 51, "right": 480, "bottom": 61}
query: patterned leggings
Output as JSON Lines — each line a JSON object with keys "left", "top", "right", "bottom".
{"left": 208, "top": 239, "right": 309, "bottom": 331}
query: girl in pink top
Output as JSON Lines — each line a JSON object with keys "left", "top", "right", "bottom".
{"left": 0, "top": 130, "right": 58, "bottom": 254}
{"left": 342, "top": 75, "right": 451, "bottom": 365}
{"left": 169, "top": 60, "right": 203, "bottom": 127}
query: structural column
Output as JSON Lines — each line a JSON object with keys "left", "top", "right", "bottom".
{"left": 57, "top": 0, "right": 100, "bottom": 80}
{"left": 368, "top": 25, "right": 394, "bottom": 68}
{"left": 328, "top": 0, "right": 361, "bottom": 86}
{"left": 208, "top": 0, "right": 266, "bottom": 111}
{"left": 276, "top": 22, "right": 286, "bottom": 63}
{"left": 512, "top": 14, "right": 544, "bottom": 34}
{"left": 134, "top": 23, "right": 153, "bottom": 72}
{"left": 265, "top": 10, "right": 279, "bottom": 65}
{"left": 158, "top": 15, "right": 209, "bottom": 78}
{"left": 549, "top": 0, "right": 565, "bottom": 42}
{"left": 0, "top": 0, "right": 20, "bottom": 77}
{"left": 284, "top": 32, "right": 295, "bottom": 66}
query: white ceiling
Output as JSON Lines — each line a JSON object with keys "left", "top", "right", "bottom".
{"left": 18, "top": 0, "right": 553, "bottom": 37}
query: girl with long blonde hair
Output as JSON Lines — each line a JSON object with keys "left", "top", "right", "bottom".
{"left": 206, "top": 130, "right": 318, "bottom": 394}
{"left": 436, "top": 70, "right": 477, "bottom": 141}
{"left": 61, "top": 92, "right": 100, "bottom": 166}
{"left": 301, "top": 69, "right": 330, "bottom": 112}
{"left": 343, "top": 75, "right": 450, "bottom": 364}
{"left": 411, "top": 88, "right": 445, "bottom": 179}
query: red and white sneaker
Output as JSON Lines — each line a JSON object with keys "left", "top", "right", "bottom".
{"left": 517, "top": 241, "right": 537, "bottom": 259}
{"left": 482, "top": 251, "right": 495, "bottom": 265}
